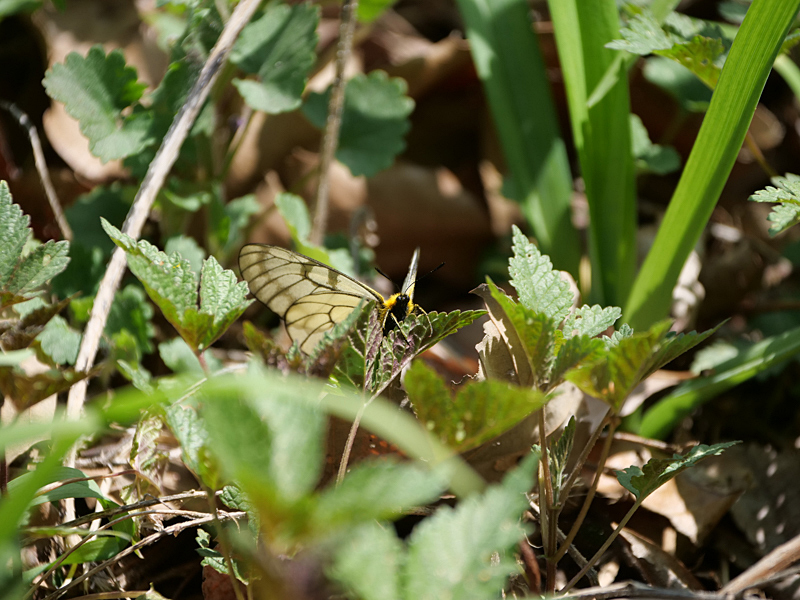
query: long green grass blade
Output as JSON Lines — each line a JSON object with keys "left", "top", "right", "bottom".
{"left": 640, "top": 324, "right": 800, "bottom": 439}
{"left": 455, "top": 0, "right": 580, "bottom": 277}
{"left": 548, "top": 0, "right": 637, "bottom": 307}
{"left": 623, "top": 0, "right": 800, "bottom": 329}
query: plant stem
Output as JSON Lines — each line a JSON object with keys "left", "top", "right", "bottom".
{"left": 561, "top": 497, "right": 643, "bottom": 593}
{"left": 310, "top": 0, "right": 359, "bottom": 245}
{"left": 553, "top": 415, "right": 619, "bottom": 563}
{"left": 538, "top": 408, "right": 558, "bottom": 592}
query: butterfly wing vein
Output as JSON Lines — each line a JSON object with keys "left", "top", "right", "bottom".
{"left": 239, "top": 245, "right": 384, "bottom": 353}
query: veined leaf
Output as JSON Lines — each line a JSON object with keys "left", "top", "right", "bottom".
{"left": 232, "top": 3, "right": 319, "bottom": 114}
{"left": 102, "top": 219, "right": 252, "bottom": 352}
{"left": 303, "top": 71, "right": 414, "bottom": 178}
{"left": 617, "top": 442, "right": 739, "bottom": 500}
{"left": 0, "top": 183, "right": 70, "bottom": 309}
{"left": 42, "top": 46, "right": 150, "bottom": 161}
{"left": 507, "top": 225, "right": 574, "bottom": 323}
{"left": 405, "top": 361, "right": 548, "bottom": 452}
{"left": 749, "top": 173, "right": 800, "bottom": 236}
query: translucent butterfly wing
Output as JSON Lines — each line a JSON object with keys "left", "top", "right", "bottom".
{"left": 239, "top": 245, "right": 383, "bottom": 354}
{"left": 401, "top": 247, "right": 421, "bottom": 302}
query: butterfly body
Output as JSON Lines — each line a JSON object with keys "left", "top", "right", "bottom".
{"left": 239, "top": 244, "right": 420, "bottom": 354}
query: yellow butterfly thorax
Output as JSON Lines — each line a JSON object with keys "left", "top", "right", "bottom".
{"left": 239, "top": 245, "right": 421, "bottom": 354}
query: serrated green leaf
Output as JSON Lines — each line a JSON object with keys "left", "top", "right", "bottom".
{"left": 549, "top": 334, "right": 605, "bottom": 386}
{"left": 117, "top": 359, "right": 154, "bottom": 393}
{"left": 487, "top": 280, "right": 556, "bottom": 388}
{"left": 42, "top": 46, "right": 150, "bottom": 161}
{"left": 405, "top": 361, "right": 548, "bottom": 452}
{"left": 232, "top": 3, "right": 319, "bottom": 114}
{"left": 0, "top": 184, "right": 30, "bottom": 290}
{"left": 329, "top": 522, "right": 402, "bottom": 600}
{"left": 164, "top": 236, "right": 206, "bottom": 274}
{"left": 562, "top": 304, "right": 621, "bottom": 338}
{"left": 508, "top": 225, "right": 573, "bottom": 322}
{"left": 606, "top": 12, "right": 676, "bottom": 54}
{"left": 314, "top": 459, "right": 447, "bottom": 529}
{"left": 303, "top": 71, "right": 414, "bottom": 177}
{"left": 566, "top": 320, "right": 717, "bottom": 410}
{"left": 103, "top": 219, "right": 250, "bottom": 351}
{"left": 200, "top": 372, "right": 326, "bottom": 502}
{"left": 404, "top": 451, "right": 538, "bottom": 600}
{"left": 0, "top": 183, "right": 70, "bottom": 305}
{"left": 750, "top": 173, "right": 800, "bottom": 236}
{"left": 616, "top": 441, "right": 740, "bottom": 500}
{"left": 605, "top": 323, "right": 634, "bottom": 348}
{"left": 36, "top": 316, "right": 81, "bottom": 365}
{"left": 566, "top": 320, "right": 673, "bottom": 410}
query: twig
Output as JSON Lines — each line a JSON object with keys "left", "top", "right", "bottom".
{"left": 310, "top": 0, "right": 359, "bottom": 245}
{"left": 64, "top": 0, "right": 262, "bottom": 422}
{"left": 561, "top": 581, "right": 734, "bottom": 600}
{"left": 41, "top": 511, "right": 246, "bottom": 600}
{"left": 721, "top": 531, "right": 800, "bottom": 595}
{"left": 0, "top": 101, "right": 72, "bottom": 241}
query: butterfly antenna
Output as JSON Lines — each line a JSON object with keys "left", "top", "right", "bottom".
{"left": 415, "top": 262, "right": 445, "bottom": 285}
{"left": 375, "top": 266, "right": 400, "bottom": 292}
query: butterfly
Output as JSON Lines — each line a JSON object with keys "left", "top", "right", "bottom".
{"left": 238, "top": 245, "right": 422, "bottom": 354}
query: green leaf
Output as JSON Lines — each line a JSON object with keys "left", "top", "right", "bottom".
{"left": 642, "top": 56, "right": 712, "bottom": 113}
{"left": 549, "top": 334, "right": 605, "bottom": 387}
{"left": 200, "top": 372, "right": 326, "bottom": 502}
{"left": 507, "top": 225, "right": 574, "bottom": 322}
{"left": 102, "top": 219, "right": 252, "bottom": 351}
{"left": 487, "top": 280, "right": 557, "bottom": 387}
{"left": 749, "top": 173, "right": 800, "bottom": 236}
{"left": 314, "top": 459, "right": 447, "bottom": 530}
{"left": 36, "top": 316, "right": 81, "bottom": 365}
{"left": 42, "top": 46, "right": 150, "bottom": 161}
{"left": 404, "top": 451, "right": 538, "bottom": 600}
{"left": 547, "top": 416, "right": 575, "bottom": 504}
{"left": 624, "top": 0, "right": 799, "bottom": 329}
{"left": 548, "top": 0, "right": 637, "bottom": 307}
{"left": 405, "top": 361, "right": 548, "bottom": 452}
{"left": 608, "top": 12, "right": 728, "bottom": 88}
{"left": 8, "top": 466, "right": 109, "bottom": 508}
{"left": 164, "top": 236, "right": 206, "bottom": 274}
{"left": 165, "top": 403, "right": 216, "bottom": 487}
{"left": 365, "top": 309, "right": 485, "bottom": 396}
{"left": 566, "top": 320, "right": 716, "bottom": 410}
{"left": 616, "top": 442, "right": 739, "bottom": 500}
{"left": 328, "top": 522, "right": 402, "bottom": 600}
{"left": 630, "top": 114, "right": 681, "bottom": 175}
{"left": 159, "top": 338, "right": 203, "bottom": 374}
{"left": 232, "top": 3, "right": 319, "bottom": 114}
{"left": 0, "top": 182, "right": 70, "bottom": 307}
{"left": 303, "top": 71, "right": 414, "bottom": 177}
{"left": 274, "top": 192, "right": 312, "bottom": 245}
{"left": 640, "top": 323, "right": 800, "bottom": 439}
{"left": 454, "top": 0, "right": 580, "bottom": 276}
{"left": 106, "top": 284, "right": 156, "bottom": 356}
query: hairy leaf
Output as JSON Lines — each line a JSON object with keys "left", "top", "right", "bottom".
{"left": 508, "top": 225, "right": 573, "bottom": 322}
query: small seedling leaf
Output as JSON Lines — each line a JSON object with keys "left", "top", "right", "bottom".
{"left": 616, "top": 441, "right": 740, "bottom": 500}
